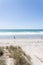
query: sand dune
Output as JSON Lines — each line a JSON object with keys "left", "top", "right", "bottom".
{"left": 0, "top": 38, "right": 43, "bottom": 65}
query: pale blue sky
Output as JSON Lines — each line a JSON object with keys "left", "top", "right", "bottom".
{"left": 0, "top": 0, "right": 43, "bottom": 29}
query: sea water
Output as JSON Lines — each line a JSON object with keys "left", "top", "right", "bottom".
{"left": 0, "top": 29, "right": 43, "bottom": 39}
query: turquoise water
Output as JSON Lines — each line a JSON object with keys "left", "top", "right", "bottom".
{"left": 0, "top": 29, "right": 43, "bottom": 32}
{"left": 0, "top": 29, "right": 43, "bottom": 39}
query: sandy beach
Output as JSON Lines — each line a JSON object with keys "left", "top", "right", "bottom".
{"left": 0, "top": 38, "right": 43, "bottom": 65}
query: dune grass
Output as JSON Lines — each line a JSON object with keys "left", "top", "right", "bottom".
{"left": 6, "top": 46, "right": 31, "bottom": 65}
{"left": 0, "top": 60, "right": 6, "bottom": 65}
{"left": 0, "top": 46, "right": 32, "bottom": 65}
{"left": 0, "top": 47, "right": 4, "bottom": 56}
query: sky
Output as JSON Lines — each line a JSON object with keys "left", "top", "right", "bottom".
{"left": 0, "top": 0, "right": 43, "bottom": 29}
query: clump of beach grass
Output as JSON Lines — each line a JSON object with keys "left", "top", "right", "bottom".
{"left": 0, "top": 47, "right": 6, "bottom": 65}
{"left": 0, "top": 47, "right": 4, "bottom": 56}
{"left": 6, "top": 46, "right": 32, "bottom": 65}
{"left": 0, "top": 60, "right": 6, "bottom": 65}
{"left": 0, "top": 46, "right": 32, "bottom": 65}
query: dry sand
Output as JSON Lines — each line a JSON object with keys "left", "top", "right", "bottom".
{"left": 0, "top": 38, "right": 43, "bottom": 65}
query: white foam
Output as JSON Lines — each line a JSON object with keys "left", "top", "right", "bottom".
{"left": 0, "top": 32, "right": 43, "bottom": 35}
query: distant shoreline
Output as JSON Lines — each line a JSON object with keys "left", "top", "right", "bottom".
{"left": 0, "top": 34, "right": 43, "bottom": 39}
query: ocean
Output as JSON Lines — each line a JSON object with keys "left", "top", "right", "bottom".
{"left": 0, "top": 29, "right": 43, "bottom": 39}
{"left": 0, "top": 29, "right": 43, "bottom": 32}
